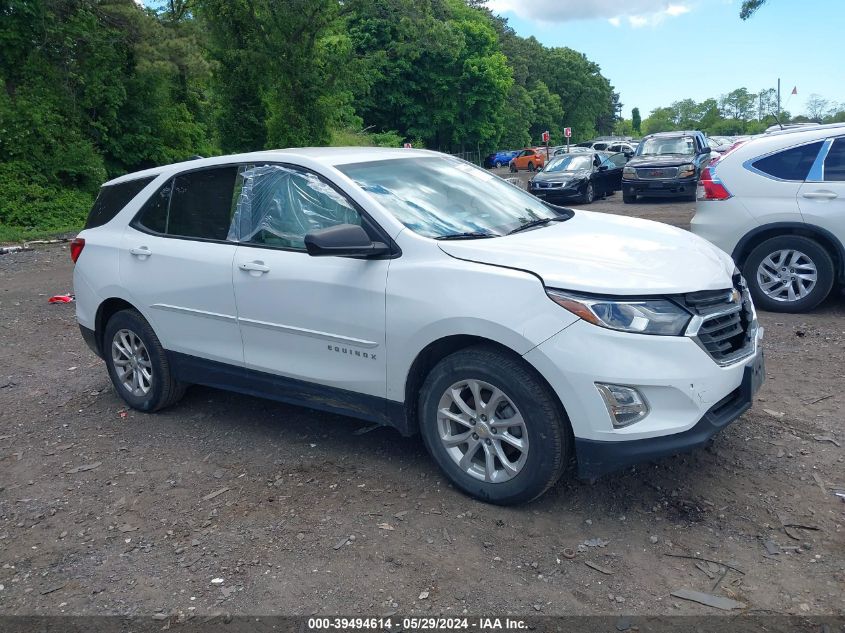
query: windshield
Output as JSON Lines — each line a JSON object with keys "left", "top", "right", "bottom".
{"left": 543, "top": 154, "right": 594, "bottom": 173}
{"left": 338, "top": 156, "right": 559, "bottom": 238}
{"left": 637, "top": 136, "right": 695, "bottom": 156}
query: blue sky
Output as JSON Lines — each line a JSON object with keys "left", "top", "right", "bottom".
{"left": 487, "top": 0, "right": 845, "bottom": 120}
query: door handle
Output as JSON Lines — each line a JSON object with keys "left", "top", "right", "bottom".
{"left": 802, "top": 191, "right": 838, "bottom": 200}
{"left": 239, "top": 261, "right": 271, "bottom": 274}
{"left": 129, "top": 247, "right": 151, "bottom": 258}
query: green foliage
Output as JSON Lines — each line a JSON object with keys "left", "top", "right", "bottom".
{"left": 0, "top": 162, "right": 93, "bottom": 240}
{"left": 740, "top": 0, "right": 768, "bottom": 20}
{"left": 631, "top": 108, "right": 641, "bottom": 134}
{"left": 329, "top": 128, "right": 406, "bottom": 147}
{"left": 0, "top": 0, "right": 620, "bottom": 240}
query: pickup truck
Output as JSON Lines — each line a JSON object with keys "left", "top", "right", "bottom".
{"left": 621, "top": 131, "right": 713, "bottom": 202}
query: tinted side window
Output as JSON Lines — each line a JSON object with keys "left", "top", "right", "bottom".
{"left": 824, "top": 138, "right": 845, "bottom": 181}
{"left": 230, "top": 164, "right": 361, "bottom": 250}
{"left": 134, "top": 179, "right": 172, "bottom": 234}
{"left": 752, "top": 141, "right": 823, "bottom": 181}
{"left": 85, "top": 177, "right": 154, "bottom": 229}
{"left": 168, "top": 167, "right": 238, "bottom": 240}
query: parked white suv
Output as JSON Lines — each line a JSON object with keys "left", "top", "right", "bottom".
{"left": 693, "top": 123, "right": 845, "bottom": 312}
{"left": 72, "top": 148, "right": 764, "bottom": 504}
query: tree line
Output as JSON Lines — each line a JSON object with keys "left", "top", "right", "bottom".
{"left": 617, "top": 88, "right": 845, "bottom": 138}
{"left": 0, "top": 0, "right": 619, "bottom": 239}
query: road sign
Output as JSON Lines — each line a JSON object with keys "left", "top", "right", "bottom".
{"left": 541, "top": 130, "right": 550, "bottom": 143}
{"left": 564, "top": 127, "right": 572, "bottom": 138}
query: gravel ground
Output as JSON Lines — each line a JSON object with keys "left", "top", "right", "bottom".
{"left": 0, "top": 193, "right": 843, "bottom": 619}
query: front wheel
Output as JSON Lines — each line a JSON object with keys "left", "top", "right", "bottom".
{"left": 418, "top": 346, "right": 569, "bottom": 505}
{"left": 742, "top": 236, "right": 834, "bottom": 313}
{"left": 623, "top": 191, "right": 636, "bottom": 204}
{"left": 581, "top": 182, "right": 595, "bottom": 204}
{"left": 104, "top": 309, "right": 187, "bottom": 412}
{"left": 494, "top": 160, "right": 502, "bottom": 169}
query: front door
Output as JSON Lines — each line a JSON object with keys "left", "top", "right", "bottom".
{"left": 120, "top": 167, "right": 243, "bottom": 365}
{"left": 230, "top": 164, "right": 389, "bottom": 398}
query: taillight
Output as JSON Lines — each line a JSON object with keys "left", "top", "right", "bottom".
{"left": 697, "top": 166, "right": 732, "bottom": 201}
{"left": 70, "top": 237, "right": 85, "bottom": 263}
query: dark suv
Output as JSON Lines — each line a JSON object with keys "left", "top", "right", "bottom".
{"left": 622, "top": 131, "right": 713, "bottom": 203}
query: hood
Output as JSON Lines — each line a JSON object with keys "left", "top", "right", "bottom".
{"left": 627, "top": 154, "right": 694, "bottom": 167}
{"left": 534, "top": 169, "right": 590, "bottom": 182}
{"left": 437, "top": 210, "right": 735, "bottom": 295}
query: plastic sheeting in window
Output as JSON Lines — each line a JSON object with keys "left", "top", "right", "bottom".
{"left": 228, "top": 165, "right": 360, "bottom": 248}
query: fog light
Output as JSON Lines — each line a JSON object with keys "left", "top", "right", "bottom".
{"left": 595, "top": 384, "right": 649, "bottom": 428}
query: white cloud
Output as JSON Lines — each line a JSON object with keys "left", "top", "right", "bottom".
{"left": 487, "top": 0, "right": 694, "bottom": 27}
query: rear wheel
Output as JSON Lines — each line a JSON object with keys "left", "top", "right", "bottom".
{"left": 418, "top": 346, "right": 569, "bottom": 505}
{"left": 494, "top": 160, "right": 502, "bottom": 169}
{"left": 528, "top": 162, "right": 536, "bottom": 172}
{"left": 509, "top": 162, "right": 517, "bottom": 173}
{"left": 104, "top": 309, "right": 186, "bottom": 412}
{"left": 742, "top": 235, "right": 834, "bottom": 313}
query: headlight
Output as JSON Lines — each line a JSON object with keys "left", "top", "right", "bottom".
{"left": 546, "top": 290, "right": 691, "bottom": 336}
{"left": 622, "top": 166, "right": 637, "bottom": 179}
{"left": 678, "top": 163, "right": 695, "bottom": 177}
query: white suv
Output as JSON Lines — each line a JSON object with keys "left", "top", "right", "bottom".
{"left": 693, "top": 123, "right": 845, "bottom": 312}
{"left": 72, "top": 148, "right": 764, "bottom": 504}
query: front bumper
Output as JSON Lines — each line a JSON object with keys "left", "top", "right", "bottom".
{"left": 574, "top": 357, "right": 763, "bottom": 479}
{"left": 523, "top": 317, "right": 764, "bottom": 478}
{"left": 624, "top": 176, "right": 697, "bottom": 198}
{"left": 529, "top": 182, "right": 585, "bottom": 203}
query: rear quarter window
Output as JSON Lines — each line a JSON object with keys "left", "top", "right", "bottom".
{"left": 751, "top": 141, "right": 823, "bottom": 181}
{"left": 85, "top": 177, "right": 155, "bottom": 229}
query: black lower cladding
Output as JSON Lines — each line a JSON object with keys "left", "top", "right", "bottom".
{"left": 167, "top": 351, "right": 411, "bottom": 435}
{"left": 575, "top": 356, "right": 764, "bottom": 480}
{"left": 79, "top": 325, "right": 102, "bottom": 358}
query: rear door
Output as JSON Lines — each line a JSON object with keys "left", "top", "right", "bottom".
{"left": 797, "top": 136, "right": 845, "bottom": 246}
{"left": 121, "top": 166, "right": 243, "bottom": 365}
{"left": 230, "top": 163, "right": 389, "bottom": 398}
{"left": 744, "top": 140, "right": 824, "bottom": 223}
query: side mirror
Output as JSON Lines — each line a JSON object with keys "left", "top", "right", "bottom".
{"left": 304, "top": 224, "right": 390, "bottom": 258}
{"left": 598, "top": 165, "right": 609, "bottom": 171}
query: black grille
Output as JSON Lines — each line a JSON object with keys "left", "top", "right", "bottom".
{"left": 681, "top": 286, "right": 754, "bottom": 364}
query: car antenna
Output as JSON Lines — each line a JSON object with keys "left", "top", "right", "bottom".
{"left": 768, "top": 113, "right": 784, "bottom": 130}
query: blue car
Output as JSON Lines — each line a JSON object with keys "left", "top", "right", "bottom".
{"left": 483, "top": 150, "right": 519, "bottom": 169}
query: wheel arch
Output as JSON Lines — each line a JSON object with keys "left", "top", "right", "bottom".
{"left": 94, "top": 297, "right": 142, "bottom": 357}
{"left": 731, "top": 222, "right": 845, "bottom": 283}
{"left": 402, "top": 335, "right": 572, "bottom": 440}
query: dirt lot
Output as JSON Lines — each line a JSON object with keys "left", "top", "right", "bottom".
{"left": 0, "top": 191, "right": 843, "bottom": 619}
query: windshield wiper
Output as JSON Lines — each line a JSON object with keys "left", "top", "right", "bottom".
{"left": 435, "top": 231, "right": 500, "bottom": 241}
{"left": 507, "top": 216, "right": 568, "bottom": 236}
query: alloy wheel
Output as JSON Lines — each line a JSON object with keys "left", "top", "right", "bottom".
{"left": 111, "top": 329, "right": 153, "bottom": 396}
{"left": 436, "top": 379, "right": 529, "bottom": 483}
{"left": 756, "top": 249, "right": 818, "bottom": 302}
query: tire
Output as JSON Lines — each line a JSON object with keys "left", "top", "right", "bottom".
{"left": 103, "top": 309, "right": 187, "bottom": 412}
{"left": 623, "top": 191, "right": 636, "bottom": 204}
{"left": 509, "top": 162, "right": 517, "bottom": 173}
{"left": 418, "top": 345, "right": 569, "bottom": 505}
{"left": 581, "top": 182, "right": 595, "bottom": 204}
{"left": 529, "top": 162, "right": 537, "bottom": 172}
{"left": 742, "top": 235, "right": 834, "bottom": 313}
{"left": 494, "top": 160, "right": 502, "bottom": 169}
